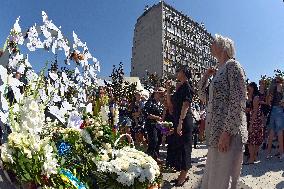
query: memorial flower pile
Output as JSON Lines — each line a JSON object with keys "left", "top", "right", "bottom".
{"left": 0, "top": 11, "right": 161, "bottom": 189}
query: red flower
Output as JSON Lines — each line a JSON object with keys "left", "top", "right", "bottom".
{"left": 80, "top": 121, "right": 86, "bottom": 129}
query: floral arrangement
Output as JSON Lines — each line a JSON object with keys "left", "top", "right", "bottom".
{"left": 156, "top": 121, "right": 173, "bottom": 135}
{"left": 95, "top": 146, "right": 161, "bottom": 189}
{"left": 1, "top": 133, "right": 58, "bottom": 185}
{"left": 0, "top": 11, "right": 161, "bottom": 189}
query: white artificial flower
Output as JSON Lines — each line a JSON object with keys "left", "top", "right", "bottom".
{"left": 8, "top": 53, "right": 24, "bottom": 69}
{"left": 39, "top": 89, "right": 48, "bottom": 102}
{"left": 11, "top": 17, "right": 24, "bottom": 45}
{"left": 72, "top": 31, "right": 84, "bottom": 49}
{"left": 87, "top": 65, "right": 97, "bottom": 80}
{"left": 41, "top": 142, "right": 58, "bottom": 178}
{"left": 42, "top": 11, "right": 59, "bottom": 32}
{"left": 23, "top": 147, "right": 32, "bottom": 159}
{"left": 0, "top": 111, "right": 8, "bottom": 124}
{"left": 52, "top": 94, "right": 61, "bottom": 102}
{"left": 13, "top": 16, "right": 21, "bottom": 33}
{"left": 74, "top": 67, "right": 80, "bottom": 75}
{"left": 93, "top": 58, "right": 101, "bottom": 72}
{"left": 12, "top": 103, "right": 19, "bottom": 113}
{"left": 48, "top": 105, "right": 66, "bottom": 124}
{"left": 72, "top": 97, "right": 78, "bottom": 104}
{"left": 41, "top": 25, "right": 51, "bottom": 39}
{"left": 62, "top": 101, "right": 73, "bottom": 111}
{"left": 0, "top": 90, "right": 9, "bottom": 113}
{"left": 86, "top": 103, "right": 92, "bottom": 113}
{"left": 26, "top": 25, "right": 44, "bottom": 51}
{"left": 56, "top": 30, "right": 70, "bottom": 57}
{"left": 24, "top": 55, "right": 32, "bottom": 68}
{"left": 8, "top": 75, "right": 23, "bottom": 87}
{"left": 48, "top": 71, "right": 58, "bottom": 81}
{"left": 11, "top": 86, "right": 23, "bottom": 103}
{"left": 25, "top": 69, "right": 38, "bottom": 82}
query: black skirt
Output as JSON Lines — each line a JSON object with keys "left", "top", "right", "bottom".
{"left": 166, "top": 114, "right": 192, "bottom": 171}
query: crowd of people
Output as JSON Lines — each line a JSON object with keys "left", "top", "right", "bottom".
{"left": 2, "top": 32, "right": 283, "bottom": 189}
{"left": 94, "top": 34, "right": 284, "bottom": 189}
{"left": 245, "top": 76, "right": 284, "bottom": 163}
{"left": 95, "top": 67, "right": 200, "bottom": 187}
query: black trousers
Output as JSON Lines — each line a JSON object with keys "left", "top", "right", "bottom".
{"left": 146, "top": 123, "right": 162, "bottom": 159}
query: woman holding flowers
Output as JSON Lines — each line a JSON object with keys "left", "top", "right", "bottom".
{"left": 166, "top": 65, "right": 194, "bottom": 187}
{"left": 143, "top": 87, "right": 165, "bottom": 162}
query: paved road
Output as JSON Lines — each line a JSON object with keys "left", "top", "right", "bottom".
{"left": 160, "top": 145, "right": 251, "bottom": 189}
{"left": 160, "top": 144, "right": 284, "bottom": 189}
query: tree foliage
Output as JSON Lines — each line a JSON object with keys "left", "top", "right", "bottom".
{"left": 105, "top": 62, "right": 137, "bottom": 101}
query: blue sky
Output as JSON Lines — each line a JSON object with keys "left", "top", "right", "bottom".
{"left": 1, "top": 0, "right": 284, "bottom": 82}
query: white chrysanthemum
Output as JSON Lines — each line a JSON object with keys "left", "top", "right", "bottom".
{"left": 96, "top": 147, "right": 160, "bottom": 186}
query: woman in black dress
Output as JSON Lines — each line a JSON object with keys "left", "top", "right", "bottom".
{"left": 166, "top": 65, "right": 194, "bottom": 187}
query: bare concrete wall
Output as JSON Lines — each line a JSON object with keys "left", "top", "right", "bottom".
{"left": 130, "top": 4, "right": 163, "bottom": 78}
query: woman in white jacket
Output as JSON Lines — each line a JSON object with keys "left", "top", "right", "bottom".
{"left": 198, "top": 34, "right": 248, "bottom": 189}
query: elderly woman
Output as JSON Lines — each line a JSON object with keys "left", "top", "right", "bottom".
{"left": 198, "top": 34, "right": 248, "bottom": 189}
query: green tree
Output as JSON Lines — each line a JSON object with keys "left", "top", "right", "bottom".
{"left": 105, "top": 62, "right": 137, "bottom": 101}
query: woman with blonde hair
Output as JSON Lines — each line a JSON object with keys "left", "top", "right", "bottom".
{"left": 198, "top": 34, "right": 248, "bottom": 189}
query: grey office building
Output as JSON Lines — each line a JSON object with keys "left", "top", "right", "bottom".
{"left": 130, "top": 1, "right": 216, "bottom": 80}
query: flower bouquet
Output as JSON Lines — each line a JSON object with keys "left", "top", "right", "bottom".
{"left": 156, "top": 121, "right": 174, "bottom": 135}
{"left": 94, "top": 134, "right": 162, "bottom": 189}
{"left": 0, "top": 133, "right": 58, "bottom": 187}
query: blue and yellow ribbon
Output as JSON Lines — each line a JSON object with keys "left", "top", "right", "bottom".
{"left": 59, "top": 169, "right": 87, "bottom": 189}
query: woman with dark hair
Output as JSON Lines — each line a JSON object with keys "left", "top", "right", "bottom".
{"left": 245, "top": 82, "right": 263, "bottom": 164}
{"left": 166, "top": 65, "right": 194, "bottom": 187}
